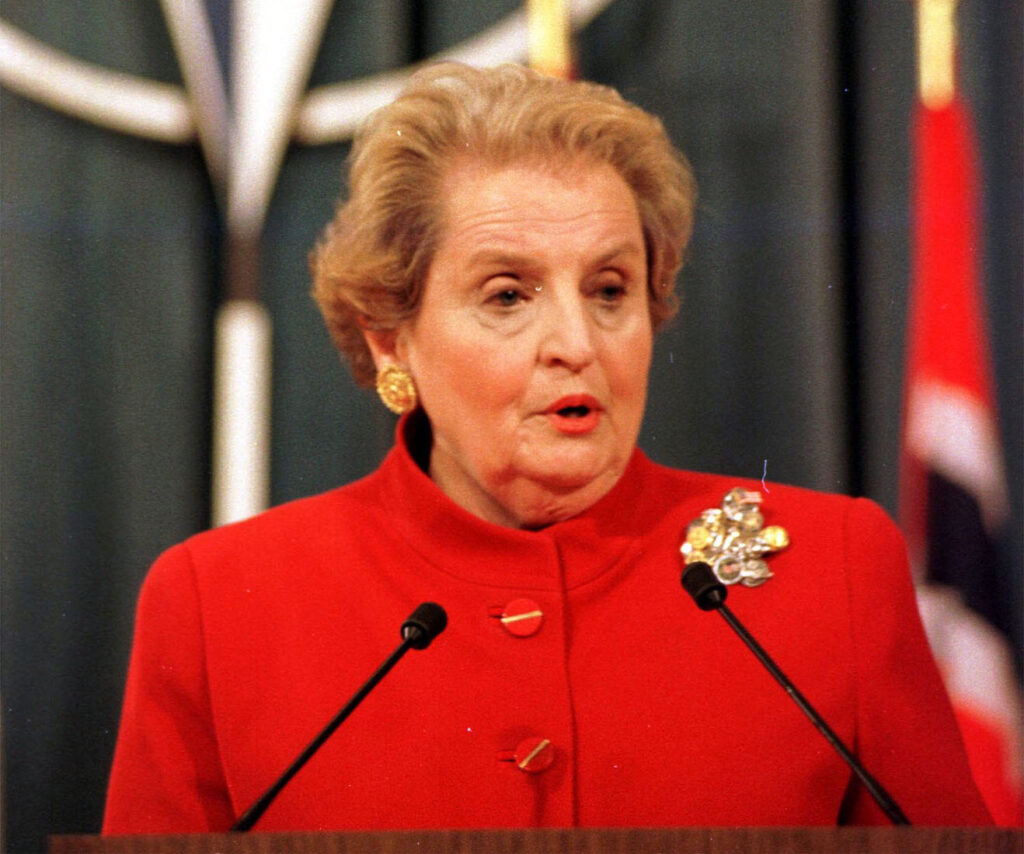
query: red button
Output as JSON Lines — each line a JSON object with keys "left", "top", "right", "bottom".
{"left": 513, "top": 736, "right": 555, "bottom": 774}
{"left": 497, "top": 598, "right": 543, "bottom": 637}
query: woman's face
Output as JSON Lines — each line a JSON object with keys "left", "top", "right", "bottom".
{"left": 374, "top": 158, "right": 653, "bottom": 528}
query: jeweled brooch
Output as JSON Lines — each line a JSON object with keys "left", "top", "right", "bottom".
{"left": 680, "top": 488, "right": 790, "bottom": 587}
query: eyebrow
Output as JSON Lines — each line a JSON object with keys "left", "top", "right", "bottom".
{"left": 466, "top": 241, "right": 645, "bottom": 270}
{"left": 593, "top": 241, "right": 646, "bottom": 266}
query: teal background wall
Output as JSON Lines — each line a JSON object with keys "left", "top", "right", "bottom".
{"left": 2, "top": 2, "right": 1020, "bottom": 850}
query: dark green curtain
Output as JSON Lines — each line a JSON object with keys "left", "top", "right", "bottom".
{"left": 2, "top": 1, "right": 1020, "bottom": 851}
{"left": 1, "top": 4, "right": 215, "bottom": 850}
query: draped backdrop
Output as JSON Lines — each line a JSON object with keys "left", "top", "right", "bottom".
{"left": 1, "top": 1, "right": 1020, "bottom": 850}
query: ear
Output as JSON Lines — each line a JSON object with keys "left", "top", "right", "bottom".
{"left": 362, "top": 326, "right": 408, "bottom": 371}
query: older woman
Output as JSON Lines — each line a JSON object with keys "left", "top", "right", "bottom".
{"left": 103, "top": 63, "right": 989, "bottom": 832}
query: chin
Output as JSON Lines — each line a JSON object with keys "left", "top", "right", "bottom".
{"left": 498, "top": 462, "right": 624, "bottom": 529}
{"left": 525, "top": 456, "right": 611, "bottom": 490}
{"left": 526, "top": 452, "right": 628, "bottom": 499}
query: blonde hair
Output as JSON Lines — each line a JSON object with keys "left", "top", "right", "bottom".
{"left": 311, "top": 62, "right": 696, "bottom": 385}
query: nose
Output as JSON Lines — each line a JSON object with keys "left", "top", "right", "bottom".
{"left": 538, "top": 288, "right": 596, "bottom": 372}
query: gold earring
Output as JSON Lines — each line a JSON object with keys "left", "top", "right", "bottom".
{"left": 376, "top": 364, "right": 417, "bottom": 414}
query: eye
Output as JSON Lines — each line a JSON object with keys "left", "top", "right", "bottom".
{"left": 590, "top": 274, "right": 629, "bottom": 305}
{"left": 483, "top": 273, "right": 530, "bottom": 309}
{"left": 491, "top": 288, "right": 523, "bottom": 308}
{"left": 597, "top": 283, "right": 627, "bottom": 302}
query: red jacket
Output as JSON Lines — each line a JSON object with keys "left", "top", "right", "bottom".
{"left": 104, "top": 420, "right": 991, "bottom": 832}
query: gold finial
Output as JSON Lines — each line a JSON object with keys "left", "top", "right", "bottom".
{"left": 527, "top": 0, "right": 572, "bottom": 79}
{"left": 916, "top": 0, "right": 958, "bottom": 108}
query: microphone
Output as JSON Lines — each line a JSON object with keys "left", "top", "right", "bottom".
{"left": 401, "top": 601, "right": 448, "bottom": 649}
{"left": 231, "top": 602, "right": 448, "bottom": 831}
{"left": 680, "top": 562, "right": 910, "bottom": 825}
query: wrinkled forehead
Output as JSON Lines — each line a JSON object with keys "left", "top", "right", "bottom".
{"left": 434, "top": 151, "right": 635, "bottom": 227}
{"left": 427, "top": 154, "right": 649, "bottom": 277}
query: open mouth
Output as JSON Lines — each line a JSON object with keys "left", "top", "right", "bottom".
{"left": 558, "top": 405, "right": 591, "bottom": 418}
{"left": 546, "top": 396, "right": 602, "bottom": 435}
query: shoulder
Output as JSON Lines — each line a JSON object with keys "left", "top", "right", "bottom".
{"left": 636, "top": 453, "right": 882, "bottom": 528}
{"left": 201, "top": 467, "right": 381, "bottom": 549}
{"left": 141, "top": 465, "right": 389, "bottom": 600}
{"left": 632, "top": 455, "right": 906, "bottom": 593}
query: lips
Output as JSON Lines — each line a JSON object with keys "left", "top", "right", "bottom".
{"left": 544, "top": 395, "right": 603, "bottom": 435}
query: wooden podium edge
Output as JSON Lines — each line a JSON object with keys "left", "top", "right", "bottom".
{"left": 49, "top": 825, "right": 1023, "bottom": 854}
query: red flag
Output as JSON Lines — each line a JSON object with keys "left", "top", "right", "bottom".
{"left": 901, "top": 99, "right": 1006, "bottom": 565}
{"left": 900, "top": 94, "right": 1022, "bottom": 825}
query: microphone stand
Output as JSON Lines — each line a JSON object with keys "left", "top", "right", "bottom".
{"left": 681, "top": 562, "right": 910, "bottom": 826}
{"left": 232, "top": 602, "right": 446, "bottom": 831}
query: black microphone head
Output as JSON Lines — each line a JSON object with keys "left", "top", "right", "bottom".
{"left": 681, "top": 561, "right": 728, "bottom": 611}
{"left": 401, "top": 602, "right": 448, "bottom": 649}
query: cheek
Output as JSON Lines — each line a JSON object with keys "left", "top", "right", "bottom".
{"left": 610, "top": 325, "right": 653, "bottom": 399}
{"left": 411, "top": 324, "right": 530, "bottom": 418}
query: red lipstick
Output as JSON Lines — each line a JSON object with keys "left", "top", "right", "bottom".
{"left": 544, "top": 394, "right": 603, "bottom": 435}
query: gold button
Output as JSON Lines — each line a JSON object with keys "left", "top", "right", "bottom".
{"left": 513, "top": 736, "right": 555, "bottom": 774}
{"left": 493, "top": 598, "right": 544, "bottom": 638}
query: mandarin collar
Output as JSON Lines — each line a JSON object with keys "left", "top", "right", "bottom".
{"left": 378, "top": 411, "right": 656, "bottom": 591}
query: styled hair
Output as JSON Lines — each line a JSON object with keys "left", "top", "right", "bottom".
{"left": 311, "top": 61, "right": 697, "bottom": 385}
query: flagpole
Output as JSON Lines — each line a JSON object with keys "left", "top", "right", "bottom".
{"left": 901, "top": 0, "right": 962, "bottom": 573}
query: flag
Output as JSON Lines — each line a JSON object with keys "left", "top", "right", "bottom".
{"left": 900, "top": 5, "right": 1022, "bottom": 824}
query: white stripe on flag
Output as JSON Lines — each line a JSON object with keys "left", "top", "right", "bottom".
{"left": 905, "top": 379, "right": 1009, "bottom": 530}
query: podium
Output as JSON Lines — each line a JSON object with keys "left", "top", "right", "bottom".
{"left": 50, "top": 827, "right": 1022, "bottom": 853}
